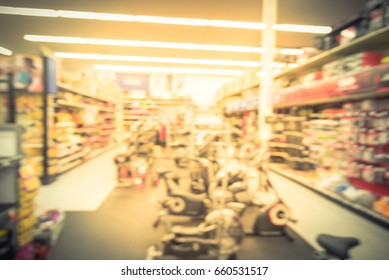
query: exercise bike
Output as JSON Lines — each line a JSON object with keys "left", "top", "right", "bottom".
{"left": 147, "top": 169, "right": 246, "bottom": 260}
{"left": 226, "top": 150, "right": 297, "bottom": 240}
{"left": 152, "top": 154, "right": 252, "bottom": 224}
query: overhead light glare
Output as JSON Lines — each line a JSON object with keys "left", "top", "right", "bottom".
{"left": 55, "top": 52, "right": 261, "bottom": 67}
{"left": 0, "top": 6, "right": 57, "bottom": 17}
{"left": 275, "top": 24, "right": 331, "bottom": 34}
{"left": 0, "top": 46, "right": 12, "bottom": 56}
{"left": 1, "top": 6, "right": 331, "bottom": 34}
{"left": 57, "top": 10, "right": 136, "bottom": 22}
{"left": 209, "top": 20, "right": 265, "bottom": 30}
{"left": 26, "top": 35, "right": 302, "bottom": 56}
{"left": 93, "top": 64, "right": 244, "bottom": 76}
{"left": 26, "top": 35, "right": 264, "bottom": 53}
{"left": 135, "top": 15, "right": 208, "bottom": 26}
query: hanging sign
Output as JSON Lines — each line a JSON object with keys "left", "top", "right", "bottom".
{"left": 115, "top": 73, "right": 149, "bottom": 91}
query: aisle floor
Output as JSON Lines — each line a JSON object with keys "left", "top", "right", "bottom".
{"left": 36, "top": 146, "right": 125, "bottom": 212}
{"left": 46, "top": 148, "right": 314, "bottom": 260}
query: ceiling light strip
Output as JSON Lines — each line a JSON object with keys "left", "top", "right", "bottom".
{"left": 93, "top": 64, "right": 244, "bottom": 76}
{"left": 55, "top": 52, "right": 261, "bottom": 67}
{"left": 0, "top": 6, "right": 331, "bottom": 34}
{"left": 0, "top": 46, "right": 13, "bottom": 56}
{"left": 25, "top": 35, "right": 300, "bottom": 55}
{"left": 57, "top": 52, "right": 297, "bottom": 69}
{"left": 0, "top": 6, "right": 57, "bottom": 17}
{"left": 275, "top": 24, "right": 331, "bottom": 34}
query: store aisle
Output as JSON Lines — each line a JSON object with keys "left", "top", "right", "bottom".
{"left": 36, "top": 146, "right": 125, "bottom": 212}
{"left": 49, "top": 184, "right": 314, "bottom": 260}
{"left": 49, "top": 187, "right": 165, "bottom": 260}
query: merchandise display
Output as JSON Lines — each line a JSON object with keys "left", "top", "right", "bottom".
{"left": 0, "top": 124, "right": 23, "bottom": 260}
{"left": 314, "top": 0, "right": 389, "bottom": 51}
{"left": 33, "top": 209, "right": 65, "bottom": 260}
{"left": 2, "top": 0, "right": 389, "bottom": 263}
{"left": 51, "top": 85, "right": 117, "bottom": 174}
{"left": 16, "top": 164, "right": 40, "bottom": 260}
{"left": 267, "top": 6, "right": 389, "bottom": 228}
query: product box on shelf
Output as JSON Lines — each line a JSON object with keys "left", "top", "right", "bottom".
{"left": 321, "top": 12, "right": 369, "bottom": 50}
{"left": 16, "top": 164, "right": 41, "bottom": 260}
{"left": 322, "top": 52, "right": 384, "bottom": 78}
{"left": 274, "top": 63, "right": 389, "bottom": 106}
{"left": 372, "top": 63, "right": 389, "bottom": 90}
{"left": 366, "top": 0, "right": 389, "bottom": 32}
{"left": 33, "top": 210, "right": 65, "bottom": 260}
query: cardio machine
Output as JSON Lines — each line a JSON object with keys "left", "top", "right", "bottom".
{"left": 147, "top": 165, "right": 246, "bottom": 260}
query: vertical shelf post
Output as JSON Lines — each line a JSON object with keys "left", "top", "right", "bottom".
{"left": 258, "top": 0, "right": 277, "bottom": 148}
{"left": 7, "top": 73, "right": 15, "bottom": 124}
{"left": 41, "top": 56, "right": 56, "bottom": 185}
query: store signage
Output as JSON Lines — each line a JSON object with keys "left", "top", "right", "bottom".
{"left": 116, "top": 73, "right": 149, "bottom": 90}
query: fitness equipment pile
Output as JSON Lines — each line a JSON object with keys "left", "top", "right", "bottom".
{"left": 147, "top": 132, "right": 297, "bottom": 260}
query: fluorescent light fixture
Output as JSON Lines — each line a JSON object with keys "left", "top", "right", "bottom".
{"left": 57, "top": 10, "right": 135, "bottom": 22}
{"left": 275, "top": 24, "right": 331, "bottom": 34}
{"left": 0, "top": 46, "right": 12, "bottom": 56}
{"left": 93, "top": 64, "right": 244, "bottom": 76}
{"left": 135, "top": 15, "right": 208, "bottom": 26}
{"left": 55, "top": 52, "right": 296, "bottom": 69}
{"left": 0, "top": 6, "right": 331, "bottom": 34}
{"left": 26, "top": 35, "right": 302, "bottom": 55}
{"left": 55, "top": 52, "right": 261, "bottom": 67}
{"left": 209, "top": 20, "right": 266, "bottom": 30}
{"left": 25, "top": 35, "right": 263, "bottom": 53}
{"left": 0, "top": 6, "right": 57, "bottom": 17}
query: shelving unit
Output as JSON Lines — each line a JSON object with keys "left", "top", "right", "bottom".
{"left": 51, "top": 84, "right": 118, "bottom": 175}
{"left": 269, "top": 22, "right": 389, "bottom": 228}
{"left": 270, "top": 164, "right": 389, "bottom": 230}
{"left": 274, "top": 89, "right": 389, "bottom": 109}
{"left": 120, "top": 97, "right": 192, "bottom": 146}
{"left": 0, "top": 124, "right": 24, "bottom": 260}
{"left": 274, "top": 26, "right": 389, "bottom": 80}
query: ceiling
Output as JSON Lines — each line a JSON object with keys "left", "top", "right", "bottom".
{"left": 0, "top": 0, "right": 368, "bottom": 73}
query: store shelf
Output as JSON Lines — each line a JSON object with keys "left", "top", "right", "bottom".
{"left": 59, "top": 159, "right": 83, "bottom": 174}
{"left": 0, "top": 203, "right": 18, "bottom": 215}
{"left": 270, "top": 163, "right": 389, "bottom": 230}
{"left": 57, "top": 100, "right": 115, "bottom": 112}
{"left": 274, "top": 89, "right": 389, "bottom": 109}
{"left": 58, "top": 148, "right": 83, "bottom": 159}
{"left": 57, "top": 144, "right": 118, "bottom": 175}
{"left": 23, "top": 143, "right": 43, "bottom": 148}
{"left": 120, "top": 97, "right": 189, "bottom": 105}
{"left": 58, "top": 150, "right": 87, "bottom": 165}
{"left": 56, "top": 122, "right": 76, "bottom": 128}
{"left": 56, "top": 141, "right": 84, "bottom": 149}
{"left": 0, "top": 155, "right": 23, "bottom": 170}
{"left": 0, "top": 89, "right": 42, "bottom": 96}
{"left": 275, "top": 26, "right": 389, "bottom": 79}
{"left": 57, "top": 83, "right": 115, "bottom": 103}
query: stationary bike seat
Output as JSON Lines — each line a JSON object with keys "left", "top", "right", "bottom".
{"left": 317, "top": 234, "right": 360, "bottom": 259}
